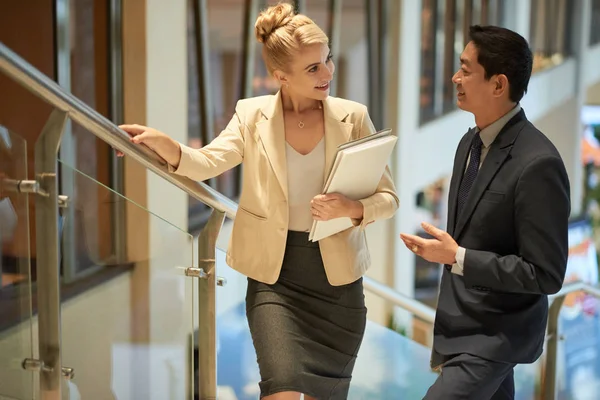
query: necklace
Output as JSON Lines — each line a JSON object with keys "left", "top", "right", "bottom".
{"left": 297, "top": 102, "right": 323, "bottom": 128}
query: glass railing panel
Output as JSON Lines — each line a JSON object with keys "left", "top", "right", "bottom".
{"left": 554, "top": 291, "right": 600, "bottom": 398}
{"left": 211, "top": 246, "right": 439, "bottom": 399}
{"left": 349, "top": 321, "right": 438, "bottom": 398}
{"left": 57, "top": 160, "right": 195, "bottom": 400}
{"left": 0, "top": 125, "right": 35, "bottom": 399}
{"left": 514, "top": 360, "right": 539, "bottom": 400}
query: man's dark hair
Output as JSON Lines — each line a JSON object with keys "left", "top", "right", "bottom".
{"left": 468, "top": 25, "right": 533, "bottom": 103}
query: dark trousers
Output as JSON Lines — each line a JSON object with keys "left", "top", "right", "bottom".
{"left": 423, "top": 353, "right": 516, "bottom": 400}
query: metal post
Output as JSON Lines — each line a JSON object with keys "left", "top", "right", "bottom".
{"left": 463, "top": 0, "right": 473, "bottom": 47}
{"left": 196, "top": 210, "right": 225, "bottom": 400}
{"left": 109, "top": 0, "right": 127, "bottom": 263}
{"left": 55, "top": 0, "right": 78, "bottom": 283}
{"left": 327, "top": 0, "right": 342, "bottom": 96}
{"left": 366, "top": 0, "right": 377, "bottom": 127}
{"left": 238, "top": 0, "right": 260, "bottom": 195}
{"left": 377, "top": 0, "right": 388, "bottom": 125}
{"left": 433, "top": 0, "right": 446, "bottom": 117}
{"left": 35, "top": 110, "right": 68, "bottom": 399}
{"left": 294, "top": 0, "right": 307, "bottom": 14}
{"left": 540, "top": 296, "right": 565, "bottom": 400}
{"left": 239, "top": 0, "right": 260, "bottom": 101}
{"left": 442, "top": 0, "right": 456, "bottom": 113}
{"left": 193, "top": 0, "right": 216, "bottom": 189}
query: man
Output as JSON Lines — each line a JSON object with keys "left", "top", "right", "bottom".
{"left": 400, "top": 25, "right": 571, "bottom": 400}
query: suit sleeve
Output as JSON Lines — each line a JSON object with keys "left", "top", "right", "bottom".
{"left": 463, "top": 154, "right": 571, "bottom": 294}
{"left": 168, "top": 101, "right": 245, "bottom": 182}
{"left": 352, "top": 106, "right": 400, "bottom": 230}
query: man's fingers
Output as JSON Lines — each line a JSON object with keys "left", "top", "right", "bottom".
{"left": 399, "top": 233, "right": 427, "bottom": 246}
{"left": 421, "top": 222, "right": 446, "bottom": 239}
{"left": 401, "top": 239, "right": 423, "bottom": 256}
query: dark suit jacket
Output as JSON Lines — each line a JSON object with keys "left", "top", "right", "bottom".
{"left": 431, "top": 109, "right": 571, "bottom": 368}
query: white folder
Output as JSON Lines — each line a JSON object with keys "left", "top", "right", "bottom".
{"left": 309, "top": 129, "right": 397, "bottom": 242}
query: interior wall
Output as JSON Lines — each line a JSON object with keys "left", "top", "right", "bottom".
{"left": 588, "top": 81, "right": 600, "bottom": 104}
{"left": 532, "top": 97, "right": 583, "bottom": 216}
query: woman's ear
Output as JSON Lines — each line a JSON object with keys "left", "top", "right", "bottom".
{"left": 273, "top": 70, "right": 288, "bottom": 87}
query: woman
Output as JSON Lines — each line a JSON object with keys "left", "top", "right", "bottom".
{"left": 120, "top": 3, "right": 398, "bottom": 399}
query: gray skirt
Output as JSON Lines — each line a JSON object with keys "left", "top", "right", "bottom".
{"left": 245, "top": 230, "right": 367, "bottom": 399}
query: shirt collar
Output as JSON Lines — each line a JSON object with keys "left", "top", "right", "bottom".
{"left": 476, "top": 104, "right": 522, "bottom": 148}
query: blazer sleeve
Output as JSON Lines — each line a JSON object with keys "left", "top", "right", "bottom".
{"left": 463, "top": 154, "right": 571, "bottom": 295}
{"left": 168, "top": 101, "right": 245, "bottom": 182}
{"left": 353, "top": 106, "right": 400, "bottom": 229}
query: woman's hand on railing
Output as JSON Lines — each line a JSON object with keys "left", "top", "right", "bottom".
{"left": 118, "top": 124, "right": 182, "bottom": 168}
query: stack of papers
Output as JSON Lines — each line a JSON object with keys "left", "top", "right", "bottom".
{"left": 309, "top": 129, "right": 397, "bottom": 241}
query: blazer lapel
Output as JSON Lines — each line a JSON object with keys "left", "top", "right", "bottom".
{"left": 256, "top": 92, "right": 288, "bottom": 199}
{"left": 322, "top": 97, "right": 353, "bottom": 181}
{"left": 447, "top": 129, "right": 476, "bottom": 237}
{"left": 453, "top": 110, "right": 527, "bottom": 239}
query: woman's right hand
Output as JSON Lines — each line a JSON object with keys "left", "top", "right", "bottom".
{"left": 118, "top": 124, "right": 182, "bottom": 168}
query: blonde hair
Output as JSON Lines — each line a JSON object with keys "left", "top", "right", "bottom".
{"left": 254, "top": 2, "right": 329, "bottom": 74}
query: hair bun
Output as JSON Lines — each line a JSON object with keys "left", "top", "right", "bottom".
{"left": 255, "top": 3, "right": 295, "bottom": 44}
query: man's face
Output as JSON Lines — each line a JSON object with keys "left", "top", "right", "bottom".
{"left": 452, "top": 41, "right": 497, "bottom": 114}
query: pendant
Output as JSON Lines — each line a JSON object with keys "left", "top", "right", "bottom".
{"left": 298, "top": 121, "right": 305, "bottom": 128}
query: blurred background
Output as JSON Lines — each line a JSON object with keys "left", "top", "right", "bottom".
{"left": 1, "top": 0, "right": 600, "bottom": 399}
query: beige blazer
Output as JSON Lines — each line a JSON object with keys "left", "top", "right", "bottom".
{"left": 170, "top": 92, "right": 399, "bottom": 285}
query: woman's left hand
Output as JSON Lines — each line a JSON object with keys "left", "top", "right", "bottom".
{"left": 310, "top": 193, "right": 364, "bottom": 221}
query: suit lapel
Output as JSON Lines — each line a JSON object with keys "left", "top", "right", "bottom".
{"left": 323, "top": 97, "right": 353, "bottom": 181}
{"left": 448, "top": 129, "right": 476, "bottom": 237}
{"left": 453, "top": 110, "right": 527, "bottom": 239}
{"left": 256, "top": 92, "right": 288, "bottom": 199}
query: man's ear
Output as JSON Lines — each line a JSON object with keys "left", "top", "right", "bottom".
{"left": 493, "top": 74, "right": 509, "bottom": 98}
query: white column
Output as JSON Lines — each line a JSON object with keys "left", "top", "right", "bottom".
{"left": 390, "top": 0, "right": 423, "bottom": 331}
{"left": 145, "top": 1, "right": 190, "bottom": 399}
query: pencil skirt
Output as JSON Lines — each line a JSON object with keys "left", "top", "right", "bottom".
{"left": 245, "top": 231, "right": 367, "bottom": 399}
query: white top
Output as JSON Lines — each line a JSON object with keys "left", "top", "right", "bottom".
{"left": 285, "top": 138, "right": 325, "bottom": 232}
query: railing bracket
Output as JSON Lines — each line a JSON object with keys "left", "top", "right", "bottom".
{"left": 3, "top": 178, "right": 68, "bottom": 207}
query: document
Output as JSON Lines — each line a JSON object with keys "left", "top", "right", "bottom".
{"left": 309, "top": 129, "right": 397, "bottom": 242}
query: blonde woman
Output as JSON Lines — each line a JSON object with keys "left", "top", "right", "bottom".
{"left": 120, "top": 3, "right": 398, "bottom": 399}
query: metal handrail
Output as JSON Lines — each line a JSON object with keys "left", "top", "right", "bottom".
{"left": 542, "top": 281, "right": 600, "bottom": 399}
{"left": 0, "top": 42, "right": 237, "bottom": 220}
{"left": 363, "top": 277, "right": 436, "bottom": 323}
{"left": 548, "top": 281, "right": 600, "bottom": 301}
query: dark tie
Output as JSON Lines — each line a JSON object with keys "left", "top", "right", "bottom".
{"left": 457, "top": 132, "right": 483, "bottom": 217}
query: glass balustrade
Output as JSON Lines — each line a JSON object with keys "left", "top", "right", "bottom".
{"left": 56, "top": 160, "right": 195, "bottom": 400}
{"left": 0, "top": 126, "right": 35, "bottom": 400}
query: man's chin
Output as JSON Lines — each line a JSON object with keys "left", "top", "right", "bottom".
{"left": 456, "top": 99, "right": 470, "bottom": 112}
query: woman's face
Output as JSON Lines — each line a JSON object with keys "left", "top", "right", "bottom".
{"left": 278, "top": 43, "right": 335, "bottom": 100}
